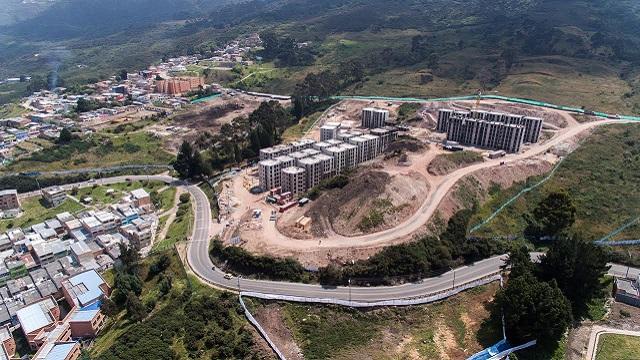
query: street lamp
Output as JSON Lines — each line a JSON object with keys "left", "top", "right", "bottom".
{"left": 450, "top": 267, "right": 456, "bottom": 288}
{"left": 348, "top": 278, "right": 352, "bottom": 303}
{"left": 237, "top": 275, "right": 242, "bottom": 293}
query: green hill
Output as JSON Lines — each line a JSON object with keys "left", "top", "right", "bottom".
{"left": 2, "top": 0, "right": 640, "bottom": 113}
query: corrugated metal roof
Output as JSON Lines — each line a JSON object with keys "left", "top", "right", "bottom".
{"left": 70, "top": 309, "right": 99, "bottom": 322}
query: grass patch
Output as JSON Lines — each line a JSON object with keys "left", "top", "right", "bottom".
{"left": 3, "top": 131, "right": 173, "bottom": 174}
{"left": 198, "top": 182, "right": 219, "bottom": 220}
{"left": 157, "top": 187, "right": 176, "bottom": 213}
{"left": 74, "top": 180, "right": 165, "bottom": 206}
{"left": 152, "top": 199, "right": 192, "bottom": 252}
{"left": 0, "top": 197, "right": 84, "bottom": 232}
{"left": 595, "top": 334, "right": 640, "bottom": 360}
{"left": 428, "top": 151, "right": 485, "bottom": 176}
{"left": 282, "top": 111, "right": 323, "bottom": 141}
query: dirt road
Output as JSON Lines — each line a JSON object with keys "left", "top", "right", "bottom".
{"left": 233, "top": 117, "right": 632, "bottom": 254}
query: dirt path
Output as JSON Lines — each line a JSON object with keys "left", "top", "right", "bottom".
{"left": 155, "top": 187, "right": 183, "bottom": 243}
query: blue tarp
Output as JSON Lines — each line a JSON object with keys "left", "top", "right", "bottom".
{"left": 467, "top": 339, "right": 510, "bottom": 360}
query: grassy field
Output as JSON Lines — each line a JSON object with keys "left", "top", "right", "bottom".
{"left": 250, "top": 283, "right": 502, "bottom": 360}
{"left": 152, "top": 198, "right": 192, "bottom": 252}
{"left": 282, "top": 111, "right": 324, "bottom": 141}
{"left": 595, "top": 334, "right": 640, "bottom": 360}
{"left": 470, "top": 123, "right": 640, "bottom": 241}
{"left": 0, "top": 102, "right": 28, "bottom": 118}
{"left": 0, "top": 197, "right": 84, "bottom": 232}
{"left": 74, "top": 180, "right": 166, "bottom": 207}
{"left": 3, "top": 132, "right": 173, "bottom": 174}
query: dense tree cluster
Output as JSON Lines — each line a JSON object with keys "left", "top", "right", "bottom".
{"left": 260, "top": 31, "right": 315, "bottom": 67}
{"left": 210, "top": 239, "right": 307, "bottom": 281}
{"left": 525, "top": 191, "right": 577, "bottom": 240}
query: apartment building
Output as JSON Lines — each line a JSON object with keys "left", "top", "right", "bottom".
{"left": 323, "top": 143, "right": 357, "bottom": 174}
{"left": 290, "top": 138, "right": 315, "bottom": 151}
{"left": 0, "top": 190, "right": 19, "bottom": 211}
{"left": 312, "top": 141, "right": 332, "bottom": 152}
{"left": 298, "top": 156, "right": 324, "bottom": 189}
{"left": 447, "top": 117, "right": 526, "bottom": 153}
{"left": 370, "top": 127, "right": 399, "bottom": 152}
{"left": 349, "top": 134, "right": 380, "bottom": 163}
{"left": 258, "top": 159, "right": 283, "bottom": 191}
{"left": 281, "top": 167, "right": 306, "bottom": 196}
{"left": 259, "top": 144, "right": 292, "bottom": 160}
{"left": 320, "top": 122, "right": 340, "bottom": 141}
{"left": 33, "top": 341, "right": 81, "bottom": 360}
{"left": 42, "top": 187, "right": 66, "bottom": 208}
{"left": 437, "top": 109, "right": 543, "bottom": 148}
{"left": 16, "top": 297, "right": 61, "bottom": 349}
{"left": 361, "top": 108, "right": 389, "bottom": 128}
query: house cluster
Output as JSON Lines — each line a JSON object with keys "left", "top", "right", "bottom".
{"left": 0, "top": 187, "right": 156, "bottom": 358}
{"left": 0, "top": 115, "right": 64, "bottom": 163}
{"left": 202, "top": 33, "right": 262, "bottom": 67}
{"left": 258, "top": 107, "right": 398, "bottom": 205}
{"left": 436, "top": 109, "right": 544, "bottom": 153}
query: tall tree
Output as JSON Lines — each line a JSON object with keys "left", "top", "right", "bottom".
{"left": 539, "top": 234, "right": 610, "bottom": 317}
{"left": 497, "top": 272, "right": 573, "bottom": 345}
{"left": 174, "top": 141, "right": 195, "bottom": 178}
{"left": 125, "top": 292, "right": 147, "bottom": 322}
{"left": 526, "top": 191, "right": 576, "bottom": 239}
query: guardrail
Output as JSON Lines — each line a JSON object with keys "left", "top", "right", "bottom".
{"left": 239, "top": 273, "right": 502, "bottom": 307}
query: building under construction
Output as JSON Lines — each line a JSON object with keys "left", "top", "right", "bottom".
{"left": 436, "top": 109, "right": 543, "bottom": 153}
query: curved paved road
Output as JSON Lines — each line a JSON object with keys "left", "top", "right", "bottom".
{"left": 19, "top": 174, "right": 639, "bottom": 302}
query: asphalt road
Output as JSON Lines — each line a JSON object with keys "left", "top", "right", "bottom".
{"left": 19, "top": 174, "right": 640, "bottom": 303}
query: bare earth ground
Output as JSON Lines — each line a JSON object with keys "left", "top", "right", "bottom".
{"left": 253, "top": 304, "right": 304, "bottom": 360}
{"left": 213, "top": 99, "right": 622, "bottom": 268}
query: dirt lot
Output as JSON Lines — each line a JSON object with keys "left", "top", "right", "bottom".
{"left": 278, "top": 167, "right": 429, "bottom": 238}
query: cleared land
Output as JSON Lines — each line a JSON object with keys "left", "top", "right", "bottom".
{"left": 595, "top": 334, "right": 640, "bottom": 360}
{"left": 428, "top": 151, "right": 485, "bottom": 176}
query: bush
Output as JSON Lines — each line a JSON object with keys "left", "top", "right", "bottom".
{"left": 179, "top": 193, "right": 190, "bottom": 204}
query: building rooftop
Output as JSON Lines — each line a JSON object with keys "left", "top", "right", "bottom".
{"left": 0, "top": 190, "right": 17, "bottom": 197}
{"left": 70, "top": 309, "right": 99, "bottom": 322}
{"left": 62, "top": 269, "right": 107, "bottom": 307}
{"left": 282, "top": 166, "right": 305, "bottom": 175}
{"left": 258, "top": 159, "right": 280, "bottom": 167}
{"left": 16, "top": 297, "right": 56, "bottom": 334}
{"left": 130, "top": 188, "right": 149, "bottom": 200}
{"left": 34, "top": 341, "right": 78, "bottom": 360}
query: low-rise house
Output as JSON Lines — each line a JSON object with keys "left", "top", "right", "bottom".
{"left": 62, "top": 270, "right": 111, "bottom": 309}
{"left": 70, "top": 242, "right": 93, "bottom": 266}
{"left": 0, "top": 325, "right": 15, "bottom": 359}
{"left": 130, "top": 189, "right": 152, "bottom": 211}
{"left": 15, "top": 296, "right": 60, "bottom": 349}
{"left": 32, "top": 341, "right": 81, "bottom": 360}
{"left": 119, "top": 217, "right": 155, "bottom": 250}
{"left": 614, "top": 276, "right": 640, "bottom": 307}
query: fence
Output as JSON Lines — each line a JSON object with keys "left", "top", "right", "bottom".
{"left": 239, "top": 295, "right": 287, "bottom": 360}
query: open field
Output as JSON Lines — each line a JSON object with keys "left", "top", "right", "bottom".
{"left": 74, "top": 180, "right": 166, "bottom": 207}
{"left": 152, "top": 198, "right": 192, "bottom": 252}
{"left": 470, "top": 123, "right": 640, "bottom": 241}
{"left": 595, "top": 334, "right": 640, "bottom": 360}
{"left": 0, "top": 197, "right": 84, "bottom": 232}
{"left": 428, "top": 151, "right": 485, "bottom": 176}
{"left": 2, "top": 132, "right": 173, "bottom": 174}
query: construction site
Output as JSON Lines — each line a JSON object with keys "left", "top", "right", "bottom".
{"left": 211, "top": 96, "right": 600, "bottom": 267}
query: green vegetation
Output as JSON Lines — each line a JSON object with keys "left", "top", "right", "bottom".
{"left": 281, "top": 111, "right": 323, "bottom": 141}
{"left": 252, "top": 283, "right": 501, "bottom": 359}
{"left": 153, "top": 196, "right": 192, "bottom": 252}
{"left": 198, "top": 182, "right": 219, "bottom": 220}
{"left": 396, "top": 102, "right": 422, "bottom": 122}
{"left": 74, "top": 181, "right": 165, "bottom": 206}
{"left": 92, "top": 249, "right": 262, "bottom": 360}
{"left": 357, "top": 198, "right": 399, "bottom": 232}
{"left": 428, "top": 151, "right": 485, "bottom": 175}
{"left": 210, "top": 239, "right": 309, "bottom": 282}
{"left": 304, "top": 174, "right": 350, "bottom": 200}
{"left": 0, "top": 197, "right": 83, "bottom": 232}
{"left": 3, "top": 132, "right": 173, "bottom": 174}
{"left": 0, "top": 103, "right": 28, "bottom": 118}
{"left": 595, "top": 334, "right": 640, "bottom": 360}
{"left": 471, "top": 124, "right": 640, "bottom": 240}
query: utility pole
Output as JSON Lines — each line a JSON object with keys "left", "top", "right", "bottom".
{"left": 348, "top": 278, "right": 352, "bottom": 303}
{"left": 450, "top": 267, "right": 456, "bottom": 288}
{"left": 237, "top": 275, "right": 242, "bottom": 293}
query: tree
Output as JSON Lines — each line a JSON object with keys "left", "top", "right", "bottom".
{"left": 179, "top": 193, "right": 190, "bottom": 204}
{"left": 497, "top": 272, "right": 573, "bottom": 345}
{"left": 125, "top": 292, "right": 147, "bottom": 322}
{"left": 539, "top": 235, "right": 610, "bottom": 317}
{"left": 76, "top": 97, "right": 97, "bottom": 113}
{"left": 503, "top": 246, "right": 535, "bottom": 279}
{"left": 58, "top": 128, "right": 73, "bottom": 143}
{"left": 100, "top": 298, "right": 119, "bottom": 317}
{"left": 119, "top": 69, "right": 128, "bottom": 80}
{"left": 526, "top": 191, "right": 576, "bottom": 240}
{"left": 174, "top": 141, "right": 204, "bottom": 179}
{"left": 118, "top": 243, "right": 140, "bottom": 271}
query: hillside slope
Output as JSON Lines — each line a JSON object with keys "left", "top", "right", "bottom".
{"left": 2, "top": 0, "right": 640, "bottom": 113}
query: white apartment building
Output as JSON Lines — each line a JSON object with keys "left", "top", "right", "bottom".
{"left": 291, "top": 139, "right": 315, "bottom": 151}
{"left": 320, "top": 122, "right": 341, "bottom": 141}
{"left": 323, "top": 143, "right": 357, "bottom": 174}
{"left": 298, "top": 156, "right": 324, "bottom": 189}
{"left": 281, "top": 167, "right": 307, "bottom": 196}
{"left": 259, "top": 144, "right": 293, "bottom": 160}
{"left": 314, "top": 154, "right": 335, "bottom": 179}
{"left": 312, "top": 141, "right": 333, "bottom": 152}
{"left": 349, "top": 134, "right": 380, "bottom": 163}
{"left": 337, "top": 130, "right": 363, "bottom": 142}
{"left": 258, "top": 159, "right": 283, "bottom": 190}
{"left": 361, "top": 108, "right": 389, "bottom": 128}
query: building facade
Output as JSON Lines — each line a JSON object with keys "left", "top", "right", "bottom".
{"left": 361, "top": 108, "right": 389, "bottom": 129}
{"left": 0, "top": 190, "right": 20, "bottom": 211}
